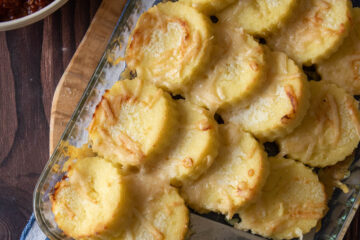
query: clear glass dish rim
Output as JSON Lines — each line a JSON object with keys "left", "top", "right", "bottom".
{"left": 32, "top": 1, "right": 360, "bottom": 239}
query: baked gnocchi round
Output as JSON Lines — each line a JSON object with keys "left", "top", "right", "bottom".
{"left": 235, "top": 157, "right": 327, "bottom": 240}
{"left": 89, "top": 78, "right": 177, "bottom": 166}
{"left": 181, "top": 124, "right": 268, "bottom": 218}
{"left": 267, "top": 0, "right": 352, "bottom": 65}
{"left": 278, "top": 82, "right": 360, "bottom": 167}
{"left": 222, "top": 50, "right": 309, "bottom": 141}
{"left": 125, "top": 2, "right": 213, "bottom": 93}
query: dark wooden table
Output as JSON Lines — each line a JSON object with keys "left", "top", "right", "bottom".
{"left": 0, "top": 1, "right": 359, "bottom": 240}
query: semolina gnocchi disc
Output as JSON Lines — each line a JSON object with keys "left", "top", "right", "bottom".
{"left": 89, "top": 78, "right": 177, "bottom": 166}
{"left": 218, "top": 0, "right": 298, "bottom": 36}
{"left": 151, "top": 100, "right": 218, "bottom": 185}
{"left": 235, "top": 156, "right": 327, "bottom": 240}
{"left": 179, "top": 0, "right": 236, "bottom": 15}
{"left": 222, "top": 50, "right": 309, "bottom": 141}
{"left": 181, "top": 124, "right": 268, "bottom": 218}
{"left": 318, "top": 8, "right": 360, "bottom": 95}
{"left": 278, "top": 82, "right": 360, "bottom": 167}
{"left": 51, "top": 157, "right": 128, "bottom": 239}
{"left": 119, "top": 175, "right": 189, "bottom": 240}
{"left": 267, "top": 0, "right": 352, "bottom": 65}
{"left": 125, "top": 2, "right": 213, "bottom": 93}
{"left": 187, "top": 23, "right": 266, "bottom": 112}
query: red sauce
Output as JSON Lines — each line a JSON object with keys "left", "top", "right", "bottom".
{"left": 0, "top": 0, "right": 54, "bottom": 21}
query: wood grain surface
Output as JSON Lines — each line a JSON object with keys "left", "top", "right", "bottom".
{"left": 0, "top": 1, "right": 359, "bottom": 240}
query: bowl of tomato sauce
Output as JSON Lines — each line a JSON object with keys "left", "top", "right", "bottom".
{"left": 0, "top": 0, "right": 68, "bottom": 31}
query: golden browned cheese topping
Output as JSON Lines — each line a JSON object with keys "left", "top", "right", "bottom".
{"left": 51, "top": 157, "right": 129, "bottom": 239}
{"left": 125, "top": 2, "right": 213, "bottom": 92}
{"left": 235, "top": 157, "right": 327, "bottom": 240}
{"left": 318, "top": 8, "right": 360, "bottom": 95}
{"left": 181, "top": 124, "right": 268, "bottom": 218}
{"left": 187, "top": 23, "right": 266, "bottom": 112}
{"left": 118, "top": 174, "right": 189, "bottom": 240}
{"left": 127, "top": 14, "right": 192, "bottom": 78}
{"left": 88, "top": 78, "right": 177, "bottom": 167}
{"left": 145, "top": 100, "right": 219, "bottom": 186}
{"left": 278, "top": 82, "right": 360, "bottom": 167}
{"left": 221, "top": 50, "right": 310, "bottom": 141}
{"left": 267, "top": 0, "right": 352, "bottom": 65}
{"left": 218, "top": 0, "right": 298, "bottom": 36}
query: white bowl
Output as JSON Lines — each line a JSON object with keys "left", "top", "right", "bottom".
{"left": 0, "top": 0, "right": 69, "bottom": 31}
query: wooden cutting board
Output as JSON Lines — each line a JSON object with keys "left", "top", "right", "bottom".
{"left": 49, "top": 0, "right": 126, "bottom": 153}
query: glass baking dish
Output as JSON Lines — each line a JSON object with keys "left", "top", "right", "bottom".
{"left": 33, "top": 0, "right": 360, "bottom": 239}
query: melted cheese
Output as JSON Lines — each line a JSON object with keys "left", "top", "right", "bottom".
{"left": 145, "top": 100, "right": 219, "bottom": 185}
{"left": 126, "top": 2, "right": 213, "bottom": 93}
{"left": 51, "top": 157, "right": 129, "bottom": 239}
{"left": 236, "top": 157, "right": 326, "bottom": 240}
{"left": 187, "top": 24, "right": 266, "bottom": 112}
{"left": 218, "top": 0, "right": 298, "bottom": 36}
{"left": 267, "top": 0, "right": 351, "bottom": 64}
{"left": 221, "top": 50, "right": 309, "bottom": 141}
{"left": 278, "top": 82, "right": 360, "bottom": 167}
{"left": 89, "top": 79, "right": 177, "bottom": 167}
{"left": 181, "top": 124, "right": 268, "bottom": 218}
{"left": 117, "top": 173, "right": 189, "bottom": 240}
